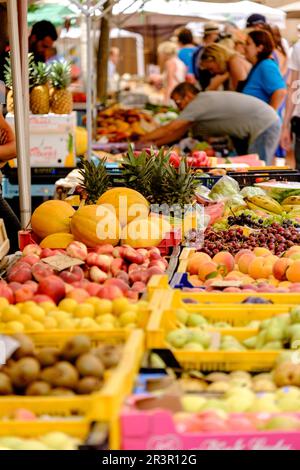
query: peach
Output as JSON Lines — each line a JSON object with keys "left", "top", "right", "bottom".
{"left": 289, "top": 284, "right": 300, "bottom": 292}
{"left": 213, "top": 251, "right": 235, "bottom": 275}
{"left": 273, "top": 258, "right": 293, "bottom": 281}
{"left": 289, "top": 253, "right": 300, "bottom": 261}
{"left": 8, "top": 282, "right": 23, "bottom": 293}
{"left": 0, "top": 285, "right": 14, "bottom": 303}
{"left": 104, "top": 278, "right": 129, "bottom": 294}
{"left": 131, "top": 281, "right": 146, "bottom": 293}
{"left": 32, "top": 263, "right": 54, "bottom": 282}
{"left": 38, "top": 275, "right": 66, "bottom": 303}
{"left": 22, "top": 244, "right": 42, "bottom": 257}
{"left": 126, "top": 290, "right": 139, "bottom": 302}
{"left": 93, "top": 244, "right": 114, "bottom": 255}
{"left": 89, "top": 266, "right": 108, "bottom": 283}
{"left": 187, "top": 253, "right": 211, "bottom": 275}
{"left": 198, "top": 261, "right": 218, "bottom": 282}
{"left": 189, "top": 275, "right": 203, "bottom": 287}
{"left": 286, "top": 261, "right": 300, "bottom": 283}
{"left": 24, "top": 281, "right": 39, "bottom": 294}
{"left": 149, "top": 260, "right": 167, "bottom": 272}
{"left": 85, "top": 282, "right": 102, "bottom": 297}
{"left": 8, "top": 267, "right": 32, "bottom": 283}
{"left": 253, "top": 247, "right": 272, "bottom": 257}
{"left": 22, "top": 255, "right": 40, "bottom": 266}
{"left": 248, "top": 257, "right": 271, "bottom": 280}
{"left": 40, "top": 248, "right": 55, "bottom": 259}
{"left": 235, "top": 249, "right": 253, "bottom": 264}
{"left": 223, "top": 287, "right": 242, "bottom": 292}
{"left": 284, "top": 246, "right": 300, "bottom": 258}
{"left": 238, "top": 252, "right": 256, "bottom": 274}
{"left": 32, "top": 295, "right": 55, "bottom": 304}
{"left": 116, "top": 271, "right": 130, "bottom": 284}
{"left": 279, "top": 281, "right": 292, "bottom": 288}
{"left": 110, "top": 258, "right": 126, "bottom": 277}
{"left": 66, "top": 288, "right": 90, "bottom": 303}
{"left": 204, "top": 276, "right": 222, "bottom": 287}
{"left": 66, "top": 241, "right": 88, "bottom": 261}
{"left": 15, "top": 287, "right": 34, "bottom": 303}
{"left": 98, "top": 285, "right": 123, "bottom": 301}
{"left": 123, "top": 247, "right": 145, "bottom": 265}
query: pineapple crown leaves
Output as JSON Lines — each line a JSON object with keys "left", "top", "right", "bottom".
{"left": 4, "top": 53, "right": 36, "bottom": 89}
{"left": 78, "top": 156, "right": 110, "bottom": 204}
{"left": 121, "top": 144, "right": 155, "bottom": 194}
{"left": 31, "top": 62, "right": 50, "bottom": 87}
{"left": 50, "top": 60, "right": 72, "bottom": 89}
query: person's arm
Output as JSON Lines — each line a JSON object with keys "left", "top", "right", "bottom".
{"left": 281, "top": 69, "right": 299, "bottom": 150}
{"left": 164, "top": 60, "right": 178, "bottom": 104}
{"left": 269, "top": 88, "right": 287, "bottom": 111}
{"left": 0, "top": 113, "right": 16, "bottom": 161}
{"left": 139, "top": 119, "right": 191, "bottom": 146}
{"left": 229, "top": 56, "right": 249, "bottom": 90}
{"left": 205, "top": 73, "right": 229, "bottom": 91}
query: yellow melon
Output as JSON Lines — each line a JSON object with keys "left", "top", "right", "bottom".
{"left": 121, "top": 216, "right": 171, "bottom": 248}
{"left": 97, "top": 188, "right": 149, "bottom": 227}
{"left": 75, "top": 126, "right": 88, "bottom": 156}
{"left": 31, "top": 200, "right": 75, "bottom": 239}
{"left": 40, "top": 233, "right": 75, "bottom": 249}
{"left": 71, "top": 204, "right": 120, "bottom": 247}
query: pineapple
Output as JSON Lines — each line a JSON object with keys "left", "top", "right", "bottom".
{"left": 50, "top": 61, "right": 73, "bottom": 114}
{"left": 3, "top": 56, "right": 14, "bottom": 113}
{"left": 121, "top": 145, "right": 155, "bottom": 195}
{"left": 30, "top": 62, "right": 50, "bottom": 114}
{"left": 78, "top": 156, "right": 109, "bottom": 204}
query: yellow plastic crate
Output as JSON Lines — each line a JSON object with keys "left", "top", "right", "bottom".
{"left": 0, "top": 330, "right": 144, "bottom": 423}
{"left": 0, "top": 419, "right": 90, "bottom": 440}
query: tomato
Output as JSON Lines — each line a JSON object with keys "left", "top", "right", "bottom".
{"left": 169, "top": 154, "right": 181, "bottom": 167}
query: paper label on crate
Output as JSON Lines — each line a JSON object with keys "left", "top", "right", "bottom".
{"left": 0, "top": 335, "right": 20, "bottom": 364}
{"left": 42, "top": 254, "right": 84, "bottom": 271}
{"left": 210, "top": 280, "right": 243, "bottom": 288}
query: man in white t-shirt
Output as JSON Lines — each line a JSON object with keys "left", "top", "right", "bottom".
{"left": 281, "top": 40, "right": 300, "bottom": 168}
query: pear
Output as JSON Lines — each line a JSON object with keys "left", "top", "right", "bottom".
{"left": 206, "top": 372, "right": 230, "bottom": 383}
{"left": 243, "top": 336, "right": 257, "bottom": 349}
{"left": 264, "top": 325, "right": 284, "bottom": 343}
{"left": 166, "top": 330, "right": 190, "bottom": 349}
{"left": 273, "top": 362, "right": 297, "bottom": 387}
{"left": 264, "top": 415, "right": 300, "bottom": 431}
{"left": 255, "top": 330, "right": 267, "bottom": 349}
{"left": 252, "top": 379, "right": 276, "bottom": 393}
{"left": 207, "top": 381, "right": 230, "bottom": 393}
{"left": 175, "top": 309, "right": 189, "bottom": 325}
{"left": 0, "top": 437, "right": 23, "bottom": 450}
{"left": 183, "top": 342, "right": 204, "bottom": 351}
{"left": 186, "top": 314, "right": 207, "bottom": 328}
{"left": 189, "top": 330, "right": 211, "bottom": 349}
{"left": 290, "top": 306, "right": 300, "bottom": 325}
{"left": 261, "top": 341, "right": 283, "bottom": 350}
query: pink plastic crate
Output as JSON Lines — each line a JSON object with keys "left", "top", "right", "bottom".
{"left": 120, "top": 408, "right": 300, "bottom": 450}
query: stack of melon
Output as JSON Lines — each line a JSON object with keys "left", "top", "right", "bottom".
{"left": 31, "top": 188, "right": 171, "bottom": 249}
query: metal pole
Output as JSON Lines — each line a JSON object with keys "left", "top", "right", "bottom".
{"left": 86, "top": 1, "right": 93, "bottom": 161}
{"left": 7, "top": 0, "right": 31, "bottom": 227}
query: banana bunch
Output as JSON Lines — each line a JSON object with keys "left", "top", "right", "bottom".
{"left": 281, "top": 196, "right": 300, "bottom": 217}
{"left": 245, "top": 195, "right": 283, "bottom": 215}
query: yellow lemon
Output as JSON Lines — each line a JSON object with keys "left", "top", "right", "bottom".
{"left": 19, "top": 314, "right": 33, "bottom": 327}
{"left": 112, "top": 298, "right": 130, "bottom": 316}
{"left": 43, "top": 317, "right": 58, "bottom": 329}
{"left": 21, "top": 301, "right": 37, "bottom": 313}
{"left": 137, "top": 301, "right": 149, "bottom": 312}
{"left": 94, "top": 299, "right": 112, "bottom": 316}
{"left": 0, "top": 298, "right": 9, "bottom": 311}
{"left": 119, "top": 311, "right": 138, "bottom": 327}
{"left": 27, "top": 321, "right": 45, "bottom": 332}
{"left": 95, "top": 314, "right": 116, "bottom": 324}
{"left": 58, "top": 298, "right": 78, "bottom": 313}
{"left": 25, "top": 306, "right": 45, "bottom": 322}
{"left": 2, "top": 306, "right": 20, "bottom": 322}
{"left": 74, "top": 304, "right": 95, "bottom": 319}
{"left": 7, "top": 321, "right": 24, "bottom": 333}
{"left": 78, "top": 318, "right": 97, "bottom": 329}
{"left": 98, "top": 322, "right": 114, "bottom": 330}
{"left": 85, "top": 297, "right": 101, "bottom": 307}
{"left": 40, "top": 302, "right": 56, "bottom": 314}
{"left": 58, "top": 319, "right": 76, "bottom": 329}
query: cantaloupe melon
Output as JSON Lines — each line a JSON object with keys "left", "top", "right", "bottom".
{"left": 40, "top": 233, "right": 75, "bottom": 249}
{"left": 97, "top": 187, "right": 149, "bottom": 227}
{"left": 31, "top": 201, "right": 75, "bottom": 239}
{"left": 71, "top": 204, "right": 120, "bottom": 247}
{"left": 121, "top": 216, "right": 171, "bottom": 248}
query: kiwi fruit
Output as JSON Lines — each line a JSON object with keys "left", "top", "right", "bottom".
{"left": 207, "top": 381, "right": 230, "bottom": 393}
{"left": 93, "top": 345, "right": 122, "bottom": 369}
{"left": 75, "top": 354, "right": 104, "bottom": 379}
{"left": 61, "top": 335, "right": 92, "bottom": 361}
{"left": 10, "top": 358, "right": 40, "bottom": 388}
{"left": 50, "top": 388, "right": 75, "bottom": 396}
{"left": 76, "top": 377, "right": 103, "bottom": 395}
{"left": 25, "top": 381, "right": 51, "bottom": 396}
{"left": 51, "top": 362, "right": 79, "bottom": 389}
{"left": 0, "top": 372, "right": 13, "bottom": 395}
{"left": 12, "top": 334, "right": 35, "bottom": 360}
{"left": 36, "top": 347, "right": 60, "bottom": 367}
{"left": 40, "top": 366, "right": 57, "bottom": 385}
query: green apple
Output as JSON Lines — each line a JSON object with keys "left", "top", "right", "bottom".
{"left": 190, "top": 330, "right": 211, "bottom": 349}
{"left": 265, "top": 325, "right": 284, "bottom": 343}
{"left": 186, "top": 314, "right": 208, "bottom": 327}
{"left": 181, "top": 395, "right": 207, "bottom": 412}
{"left": 201, "top": 399, "right": 228, "bottom": 412}
{"left": 166, "top": 329, "right": 190, "bottom": 348}
{"left": 214, "top": 322, "right": 232, "bottom": 328}
{"left": 247, "top": 321, "right": 261, "bottom": 329}
{"left": 276, "top": 386, "right": 300, "bottom": 400}
{"left": 277, "top": 396, "right": 300, "bottom": 412}
{"left": 175, "top": 309, "right": 189, "bottom": 325}
{"left": 0, "top": 437, "right": 23, "bottom": 450}
{"left": 249, "top": 394, "right": 280, "bottom": 413}
{"left": 183, "top": 342, "right": 204, "bottom": 351}
{"left": 225, "top": 394, "right": 254, "bottom": 412}
{"left": 255, "top": 330, "right": 267, "bottom": 349}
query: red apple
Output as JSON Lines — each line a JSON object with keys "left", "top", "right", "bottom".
{"left": 22, "top": 244, "right": 42, "bottom": 257}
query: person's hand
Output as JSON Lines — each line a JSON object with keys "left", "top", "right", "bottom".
{"left": 280, "top": 126, "right": 291, "bottom": 151}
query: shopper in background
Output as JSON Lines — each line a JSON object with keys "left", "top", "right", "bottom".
{"left": 261, "top": 24, "right": 288, "bottom": 77}
{"left": 108, "top": 47, "right": 120, "bottom": 79}
{"left": 246, "top": 13, "right": 267, "bottom": 30}
{"left": 192, "top": 22, "right": 221, "bottom": 91}
{"left": 0, "top": 111, "right": 20, "bottom": 253}
{"left": 200, "top": 43, "right": 251, "bottom": 91}
{"left": 157, "top": 41, "right": 186, "bottom": 104}
{"left": 176, "top": 28, "right": 197, "bottom": 80}
{"left": 281, "top": 38, "right": 300, "bottom": 169}
{"left": 140, "top": 82, "right": 281, "bottom": 165}
{"left": 241, "top": 30, "right": 286, "bottom": 111}
{"left": 29, "top": 20, "right": 58, "bottom": 63}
